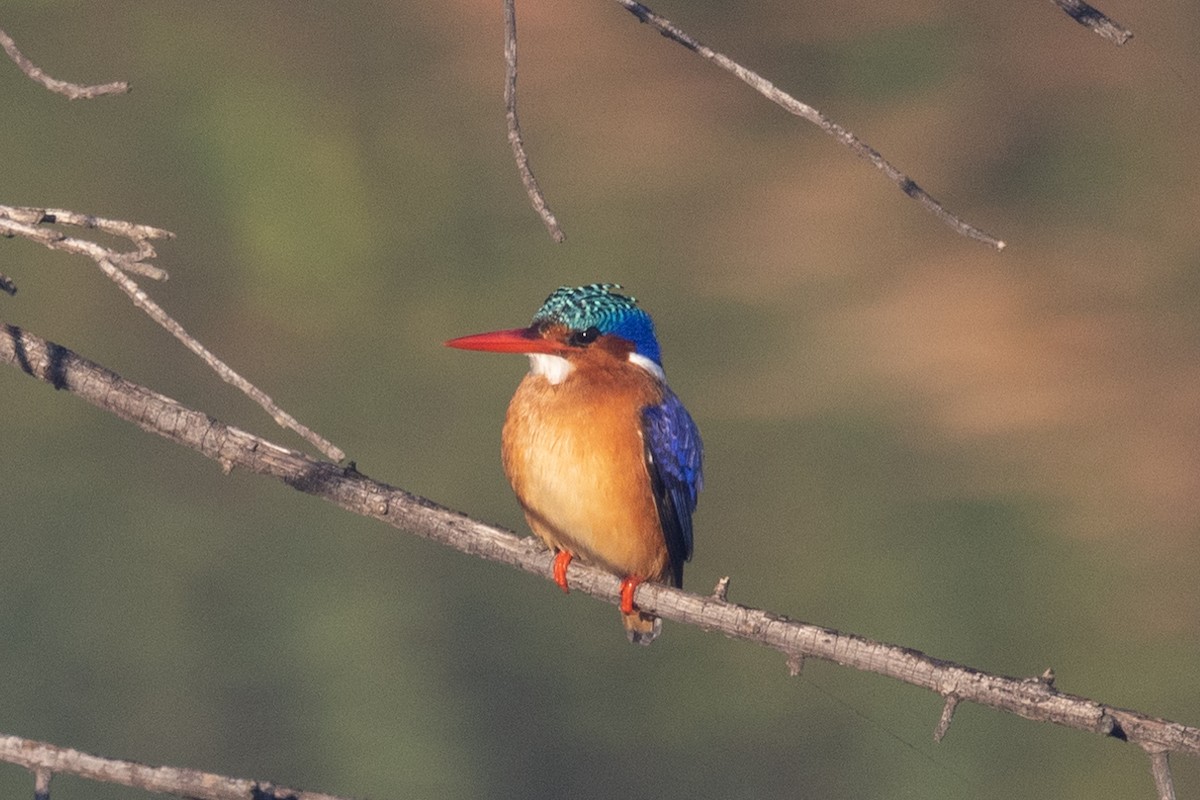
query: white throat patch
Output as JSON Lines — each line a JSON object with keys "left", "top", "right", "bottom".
{"left": 528, "top": 353, "right": 573, "bottom": 385}
{"left": 628, "top": 352, "right": 666, "bottom": 382}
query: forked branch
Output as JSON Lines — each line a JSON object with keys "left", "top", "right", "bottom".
{"left": 0, "top": 205, "right": 345, "bottom": 461}
{"left": 501, "top": 0, "right": 1006, "bottom": 248}
{"left": 2, "top": 322, "right": 1197, "bottom": 800}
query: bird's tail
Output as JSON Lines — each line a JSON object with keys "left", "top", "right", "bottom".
{"left": 622, "top": 610, "right": 662, "bottom": 645}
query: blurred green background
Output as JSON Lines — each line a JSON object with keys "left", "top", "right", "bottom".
{"left": 2, "top": 1, "right": 1198, "bottom": 798}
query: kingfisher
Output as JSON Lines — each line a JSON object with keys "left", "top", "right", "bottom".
{"left": 446, "top": 284, "right": 702, "bottom": 644}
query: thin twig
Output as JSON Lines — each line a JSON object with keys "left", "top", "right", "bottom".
{"left": 0, "top": 206, "right": 172, "bottom": 281}
{"left": 0, "top": 207, "right": 346, "bottom": 462}
{"left": 93, "top": 256, "right": 345, "bottom": 462}
{"left": 612, "top": 0, "right": 1006, "bottom": 250}
{"left": 6, "top": 322, "right": 1200, "bottom": 773}
{"left": 1050, "top": 0, "right": 1134, "bottom": 45}
{"left": 503, "top": 0, "right": 564, "bottom": 242}
{"left": 0, "top": 27, "right": 129, "bottom": 99}
{"left": 0, "top": 732, "right": 356, "bottom": 800}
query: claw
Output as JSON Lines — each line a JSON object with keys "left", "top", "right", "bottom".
{"left": 552, "top": 550, "right": 573, "bottom": 593}
{"left": 619, "top": 575, "right": 645, "bottom": 615}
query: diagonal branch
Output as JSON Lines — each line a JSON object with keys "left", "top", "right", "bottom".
{"left": 0, "top": 27, "right": 129, "bottom": 99}
{"left": 0, "top": 205, "right": 346, "bottom": 462}
{"left": 4, "top": 321, "right": 1199, "bottom": 788}
{"left": 611, "top": 0, "right": 1006, "bottom": 250}
{"left": 1050, "top": 0, "right": 1134, "bottom": 45}
{"left": 0, "top": 731, "right": 357, "bottom": 800}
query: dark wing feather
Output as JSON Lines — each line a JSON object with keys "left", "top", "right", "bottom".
{"left": 641, "top": 388, "right": 703, "bottom": 588}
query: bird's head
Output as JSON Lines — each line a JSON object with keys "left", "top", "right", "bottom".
{"left": 445, "top": 283, "right": 665, "bottom": 383}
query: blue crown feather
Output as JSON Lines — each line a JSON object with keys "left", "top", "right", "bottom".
{"left": 532, "top": 283, "right": 663, "bottom": 365}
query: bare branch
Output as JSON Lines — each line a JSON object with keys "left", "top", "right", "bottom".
{"left": 0, "top": 27, "right": 129, "bottom": 99}
{"left": 6, "top": 322, "right": 1200, "bottom": 770}
{"left": 0, "top": 732, "right": 356, "bottom": 800}
{"left": 1050, "top": 0, "right": 1134, "bottom": 45}
{"left": 0, "top": 206, "right": 346, "bottom": 462}
{"left": 503, "top": 0, "right": 565, "bottom": 242}
{"left": 0, "top": 205, "right": 172, "bottom": 281}
{"left": 612, "top": 0, "right": 1006, "bottom": 250}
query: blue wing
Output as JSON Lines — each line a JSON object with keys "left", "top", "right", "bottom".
{"left": 642, "top": 388, "right": 703, "bottom": 588}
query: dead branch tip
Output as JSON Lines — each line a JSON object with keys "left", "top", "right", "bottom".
{"left": 0, "top": 27, "right": 130, "bottom": 100}
{"left": 502, "top": 0, "right": 565, "bottom": 242}
{"left": 1051, "top": 0, "right": 1134, "bottom": 45}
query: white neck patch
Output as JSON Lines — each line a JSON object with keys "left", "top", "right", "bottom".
{"left": 629, "top": 352, "right": 665, "bottom": 382}
{"left": 527, "top": 353, "right": 573, "bottom": 385}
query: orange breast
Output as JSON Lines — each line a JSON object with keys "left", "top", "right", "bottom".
{"left": 501, "top": 356, "right": 672, "bottom": 583}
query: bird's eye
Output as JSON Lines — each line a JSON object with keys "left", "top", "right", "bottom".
{"left": 569, "top": 326, "right": 601, "bottom": 347}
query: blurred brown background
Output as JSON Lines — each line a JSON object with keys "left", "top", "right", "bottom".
{"left": 2, "top": 1, "right": 1197, "bottom": 797}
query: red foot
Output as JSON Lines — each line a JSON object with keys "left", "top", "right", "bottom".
{"left": 552, "top": 551, "right": 573, "bottom": 594}
{"left": 619, "top": 575, "right": 645, "bottom": 615}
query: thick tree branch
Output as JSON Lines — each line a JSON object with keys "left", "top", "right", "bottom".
{"left": 0, "top": 732, "right": 356, "bottom": 800}
{"left": 0, "top": 27, "right": 129, "bottom": 99}
{"left": 0, "top": 205, "right": 345, "bottom": 462}
{"left": 4, "top": 321, "right": 1198, "bottom": 789}
{"left": 1051, "top": 0, "right": 1134, "bottom": 45}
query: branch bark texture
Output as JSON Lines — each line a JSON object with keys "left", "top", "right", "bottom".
{"left": 0, "top": 27, "right": 129, "bottom": 99}
{"left": 3, "top": 321, "right": 1198, "bottom": 781}
{"left": 0, "top": 732, "right": 355, "bottom": 800}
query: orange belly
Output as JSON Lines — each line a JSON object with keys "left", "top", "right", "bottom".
{"left": 501, "top": 368, "right": 672, "bottom": 584}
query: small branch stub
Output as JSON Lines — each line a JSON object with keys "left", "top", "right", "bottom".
{"left": 786, "top": 653, "right": 804, "bottom": 678}
{"left": 1146, "top": 749, "right": 1176, "bottom": 800}
{"left": 934, "top": 694, "right": 961, "bottom": 742}
{"left": 1026, "top": 667, "right": 1056, "bottom": 687}
{"left": 711, "top": 575, "right": 731, "bottom": 602}
{"left": 33, "top": 768, "right": 51, "bottom": 800}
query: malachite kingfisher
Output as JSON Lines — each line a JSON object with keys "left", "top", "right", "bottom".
{"left": 446, "top": 284, "right": 703, "bottom": 644}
